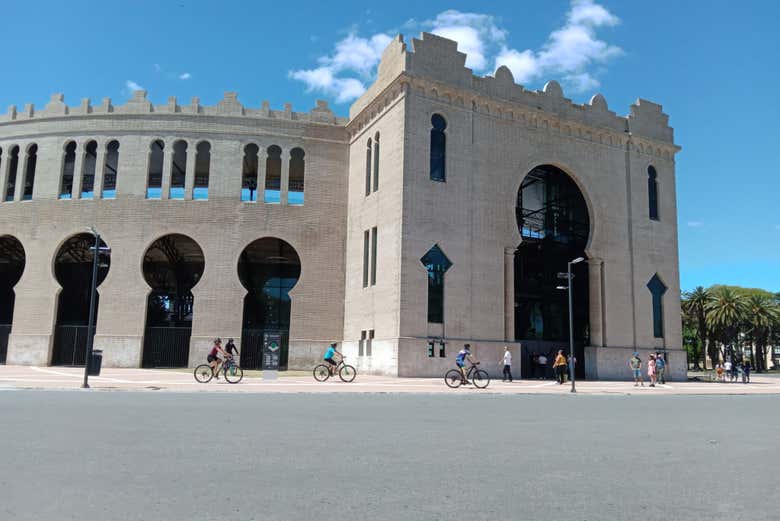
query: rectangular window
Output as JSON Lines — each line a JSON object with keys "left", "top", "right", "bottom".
{"left": 439, "top": 341, "right": 446, "bottom": 358}
{"left": 372, "top": 139, "right": 379, "bottom": 192}
{"left": 370, "top": 227, "right": 378, "bottom": 286}
{"left": 365, "top": 141, "right": 372, "bottom": 196}
{"left": 367, "top": 329, "right": 374, "bottom": 357}
{"left": 362, "top": 230, "right": 369, "bottom": 288}
{"left": 359, "top": 330, "right": 366, "bottom": 357}
{"left": 427, "top": 341, "right": 435, "bottom": 357}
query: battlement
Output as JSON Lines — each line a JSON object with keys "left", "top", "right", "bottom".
{"left": 0, "top": 91, "right": 348, "bottom": 126}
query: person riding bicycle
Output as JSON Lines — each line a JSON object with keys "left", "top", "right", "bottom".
{"left": 207, "top": 338, "right": 228, "bottom": 378}
{"left": 455, "top": 344, "right": 477, "bottom": 384}
{"left": 323, "top": 342, "right": 343, "bottom": 375}
{"left": 224, "top": 338, "right": 239, "bottom": 358}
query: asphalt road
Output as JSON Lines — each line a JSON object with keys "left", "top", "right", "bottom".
{"left": 0, "top": 391, "right": 776, "bottom": 521}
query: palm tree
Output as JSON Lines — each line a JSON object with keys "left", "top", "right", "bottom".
{"left": 744, "top": 295, "right": 780, "bottom": 372}
{"left": 682, "top": 287, "right": 710, "bottom": 369}
{"left": 706, "top": 287, "right": 748, "bottom": 364}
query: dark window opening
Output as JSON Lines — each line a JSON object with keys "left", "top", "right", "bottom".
{"left": 0, "top": 235, "right": 25, "bottom": 364}
{"left": 421, "top": 244, "right": 452, "bottom": 324}
{"left": 289, "top": 147, "right": 305, "bottom": 205}
{"left": 373, "top": 132, "right": 379, "bottom": 192}
{"left": 5, "top": 146, "right": 19, "bottom": 202}
{"left": 60, "top": 141, "right": 77, "bottom": 200}
{"left": 430, "top": 114, "right": 447, "bottom": 182}
{"left": 81, "top": 141, "right": 97, "bottom": 199}
{"left": 103, "top": 140, "right": 119, "bottom": 199}
{"left": 370, "top": 227, "right": 378, "bottom": 286}
{"left": 360, "top": 330, "right": 367, "bottom": 356}
{"left": 146, "top": 140, "right": 164, "bottom": 199}
{"left": 264, "top": 145, "right": 282, "bottom": 203}
{"left": 193, "top": 141, "right": 210, "bottom": 200}
{"left": 22, "top": 144, "right": 37, "bottom": 201}
{"left": 241, "top": 144, "right": 259, "bottom": 202}
{"left": 648, "top": 165, "right": 659, "bottom": 221}
{"left": 170, "top": 140, "right": 187, "bottom": 200}
{"left": 367, "top": 329, "right": 374, "bottom": 357}
{"left": 647, "top": 274, "right": 667, "bottom": 338}
{"left": 365, "top": 138, "right": 372, "bottom": 196}
{"left": 362, "top": 230, "right": 369, "bottom": 288}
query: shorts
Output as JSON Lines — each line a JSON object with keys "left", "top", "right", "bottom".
{"left": 456, "top": 361, "right": 465, "bottom": 368}
{"left": 632, "top": 368, "right": 641, "bottom": 379}
{"left": 207, "top": 354, "right": 218, "bottom": 363}
{"left": 325, "top": 357, "right": 337, "bottom": 366}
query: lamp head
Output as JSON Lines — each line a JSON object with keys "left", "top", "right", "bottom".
{"left": 571, "top": 257, "right": 585, "bottom": 264}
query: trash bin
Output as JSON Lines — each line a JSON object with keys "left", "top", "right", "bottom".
{"left": 88, "top": 349, "right": 103, "bottom": 376}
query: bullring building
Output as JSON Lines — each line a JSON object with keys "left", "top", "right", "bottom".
{"left": 0, "top": 33, "right": 683, "bottom": 380}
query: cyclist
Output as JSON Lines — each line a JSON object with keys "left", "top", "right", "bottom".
{"left": 207, "top": 338, "right": 228, "bottom": 379}
{"left": 224, "top": 338, "right": 239, "bottom": 358}
{"left": 323, "top": 342, "right": 343, "bottom": 375}
{"left": 455, "top": 344, "right": 478, "bottom": 384}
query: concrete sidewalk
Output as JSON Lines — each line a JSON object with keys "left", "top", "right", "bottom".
{"left": 1, "top": 365, "right": 779, "bottom": 394}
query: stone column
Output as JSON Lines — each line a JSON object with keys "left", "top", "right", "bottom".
{"left": 71, "top": 143, "right": 84, "bottom": 200}
{"left": 184, "top": 140, "right": 195, "bottom": 200}
{"left": 92, "top": 144, "right": 106, "bottom": 199}
{"left": 280, "top": 148, "right": 290, "bottom": 205}
{"left": 0, "top": 144, "right": 11, "bottom": 200}
{"left": 13, "top": 147, "right": 27, "bottom": 201}
{"left": 588, "top": 257, "right": 605, "bottom": 347}
{"left": 160, "top": 142, "right": 172, "bottom": 199}
{"left": 257, "top": 147, "right": 267, "bottom": 202}
{"left": 504, "top": 247, "right": 515, "bottom": 341}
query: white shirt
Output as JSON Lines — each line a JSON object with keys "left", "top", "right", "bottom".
{"left": 724, "top": 361, "right": 732, "bottom": 371}
{"left": 503, "top": 351, "right": 512, "bottom": 365}
{"left": 538, "top": 355, "right": 547, "bottom": 365}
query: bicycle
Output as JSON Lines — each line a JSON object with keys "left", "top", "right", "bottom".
{"left": 313, "top": 357, "right": 357, "bottom": 383}
{"left": 194, "top": 356, "right": 244, "bottom": 384}
{"left": 444, "top": 362, "right": 490, "bottom": 389}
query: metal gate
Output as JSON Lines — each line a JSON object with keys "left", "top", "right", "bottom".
{"left": 142, "top": 326, "right": 191, "bottom": 368}
{"left": 240, "top": 329, "right": 288, "bottom": 370}
{"left": 52, "top": 325, "right": 93, "bottom": 366}
{"left": 0, "top": 324, "right": 10, "bottom": 364}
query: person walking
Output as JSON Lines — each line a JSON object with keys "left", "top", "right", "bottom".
{"left": 648, "top": 354, "right": 657, "bottom": 387}
{"left": 730, "top": 360, "right": 739, "bottom": 382}
{"left": 537, "top": 353, "right": 548, "bottom": 379}
{"left": 629, "top": 352, "right": 643, "bottom": 387}
{"left": 553, "top": 349, "right": 567, "bottom": 385}
{"left": 656, "top": 353, "right": 666, "bottom": 384}
{"left": 723, "top": 359, "right": 732, "bottom": 382}
{"left": 743, "top": 360, "right": 751, "bottom": 383}
{"left": 501, "top": 346, "right": 513, "bottom": 382}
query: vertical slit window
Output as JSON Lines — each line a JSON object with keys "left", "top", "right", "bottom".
{"left": 370, "top": 226, "right": 378, "bottom": 286}
{"left": 22, "top": 144, "right": 37, "bottom": 201}
{"left": 193, "top": 141, "right": 210, "bottom": 200}
{"left": 430, "top": 114, "right": 447, "bottom": 182}
{"left": 146, "top": 140, "right": 164, "bottom": 199}
{"left": 362, "top": 230, "right": 369, "bottom": 288}
{"left": 648, "top": 165, "right": 659, "bottom": 221}
{"left": 102, "top": 141, "right": 119, "bottom": 199}
{"left": 421, "top": 244, "right": 452, "bottom": 324}
{"left": 373, "top": 132, "right": 379, "bottom": 192}
{"left": 647, "top": 274, "right": 667, "bottom": 338}
{"left": 60, "top": 141, "right": 76, "bottom": 199}
{"left": 365, "top": 138, "right": 372, "bottom": 196}
{"left": 264, "top": 145, "right": 281, "bottom": 203}
{"left": 5, "top": 146, "right": 19, "bottom": 202}
{"left": 170, "top": 140, "right": 187, "bottom": 200}
{"left": 81, "top": 140, "right": 97, "bottom": 199}
{"left": 367, "top": 329, "right": 374, "bottom": 357}
{"left": 359, "top": 330, "right": 366, "bottom": 356}
{"left": 241, "top": 144, "right": 259, "bottom": 202}
{"left": 288, "top": 147, "right": 305, "bottom": 205}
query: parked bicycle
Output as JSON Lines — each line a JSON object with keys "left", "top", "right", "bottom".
{"left": 313, "top": 357, "right": 357, "bottom": 383}
{"left": 194, "top": 356, "right": 244, "bottom": 384}
{"left": 444, "top": 362, "right": 490, "bottom": 389}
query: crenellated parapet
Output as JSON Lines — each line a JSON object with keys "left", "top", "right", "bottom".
{"left": 1, "top": 91, "right": 348, "bottom": 126}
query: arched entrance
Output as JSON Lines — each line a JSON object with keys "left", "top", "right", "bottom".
{"left": 141, "top": 234, "right": 204, "bottom": 367}
{"left": 52, "top": 233, "right": 111, "bottom": 365}
{"left": 0, "top": 235, "right": 25, "bottom": 364}
{"left": 515, "top": 165, "right": 590, "bottom": 378}
{"left": 237, "top": 238, "right": 300, "bottom": 370}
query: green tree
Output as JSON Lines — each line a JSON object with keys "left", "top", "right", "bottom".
{"left": 706, "top": 286, "right": 748, "bottom": 364}
{"left": 682, "top": 287, "right": 710, "bottom": 369}
{"left": 744, "top": 295, "right": 780, "bottom": 372}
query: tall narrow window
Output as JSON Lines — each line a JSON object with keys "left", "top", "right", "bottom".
{"left": 367, "top": 329, "right": 374, "bottom": 356}
{"left": 288, "top": 147, "right": 305, "bottom": 205}
{"left": 430, "top": 114, "right": 447, "bottom": 182}
{"left": 362, "top": 230, "right": 370, "bottom": 288}
{"left": 647, "top": 274, "right": 667, "bottom": 338}
{"left": 169, "top": 140, "right": 187, "bottom": 200}
{"left": 648, "top": 165, "right": 659, "bottom": 221}
{"left": 193, "top": 141, "right": 210, "bottom": 200}
{"left": 60, "top": 141, "right": 76, "bottom": 200}
{"left": 373, "top": 132, "right": 380, "bottom": 192}
{"left": 5, "top": 146, "right": 19, "bottom": 202}
{"left": 264, "top": 145, "right": 281, "bottom": 203}
{"left": 102, "top": 140, "right": 119, "bottom": 199}
{"left": 370, "top": 226, "right": 378, "bottom": 286}
{"left": 241, "top": 144, "right": 259, "bottom": 202}
{"left": 359, "top": 330, "right": 366, "bottom": 356}
{"left": 22, "top": 144, "right": 37, "bottom": 200}
{"left": 146, "top": 140, "right": 164, "bottom": 199}
{"left": 81, "top": 140, "right": 98, "bottom": 199}
{"left": 365, "top": 138, "right": 372, "bottom": 196}
{"left": 421, "top": 244, "right": 452, "bottom": 324}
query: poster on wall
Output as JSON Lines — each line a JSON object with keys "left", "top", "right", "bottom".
{"left": 263, "top": 331, "right": 282, "bottom": 379}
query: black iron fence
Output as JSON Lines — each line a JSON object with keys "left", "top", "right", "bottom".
{"left": 142, "top": 326, "right": 191, "bottom": 368}
{"left": 0, "top": 324, "right": 10, "bottom": 364}
{"left": 52, "top": 325, "right": 94, "bottom": 366}
{"left": 240, "top": 329, "right": 288, "bottom": 370}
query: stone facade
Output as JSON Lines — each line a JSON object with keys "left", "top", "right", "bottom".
{"left": 0, "top": 32, "right": 683, "bottom": 380}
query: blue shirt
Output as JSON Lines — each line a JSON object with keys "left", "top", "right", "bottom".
{"left": 324, "top": 347, "right": 336, "bottom": 360}
{"left": 455, "top": 350, "right": 469, "bottom": 364}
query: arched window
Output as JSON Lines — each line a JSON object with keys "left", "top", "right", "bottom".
{"left": 421, "top": 245, "right": 452, "bottom": 324}
{"left": 430, "top": 114, "right": 447, "bottom": 182}
{"left": 81, "top": 140, "right": 98, "bottom": 199}
{"left": 193, "top": 141, "right": 210, "bottom": 200}
{"left": 288, "top": 147, "right": 305, "bottom": 205}
{"left": 146, "top": 140, "right": 164, "bottom": 199}
{"left": 60, "top": 141, "right": 76, "bottom": 200}
{"left": 365, "top": 138, "right": 372, "bottom": 196}
{"left": 647, "top": 274, "right": 667, "bottom": 338}
{"left": 241, "top": 144, "right": 259, "bottom": 202}
{"left": 170, "top": 140, "right": 187, "bottom": 200}
{"left": 102, "top": 140, "right": 119, "bottom": 199}
{"left": 264, "top": 145, "right": 281, "bottom": 203}
{"left": 22, "top": 144, "right": 37, "bottom": 201}
{"left": 4, "top": 146, "right": 19, "bottom": 202}
{"left": 648, "top": 165, "right": 659, "bottom": 221}
{"left": 373, "top": 132, "right": 380, "bottom": 192}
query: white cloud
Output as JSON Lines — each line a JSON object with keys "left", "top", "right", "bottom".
{"left": 688, "top": 221, "right": 704, "bottom": 228}
{"left": 425, "top": 10, "right": 506, "bottom": 70}
{"left": 179, "top": 73, "right": 191, "bottom": 80}
{"left": 126, "top": 80, "right": 144, "bottom": 91}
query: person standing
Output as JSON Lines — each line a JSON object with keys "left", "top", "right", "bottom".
{"left": 629, "top": 352, "right": 643, "bottom": 387}
{"left": 723, "top": 359, "right": 733, "bottom": 382}
{"left": 647, "top": 354, "right": 657, "bottom": 387}
{"left": 501, "top": 346, "right": 513, "bottom": 382}
{"left": 537, "top": 353, "right": 548, "bottom": 380}
{"left": 553, "top": 350, "right": 567, "bottom": 385}
{"left": 743, "top": 360, "right": 751, "bottom": 383}
{"left": 656, "top": 353, "right": 666, "bottom": 384}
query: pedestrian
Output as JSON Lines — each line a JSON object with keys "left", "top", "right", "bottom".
{"left": 537, "top": 352, "right": 548, "bottom": 379}
{"left": 648, "top": 354, "right": 657, "bottom": 387}
{"left": 730, "top": 361, "right": 739, "bottom": 382}
{"left": 501, "top": 346, "right": 513, "bottom": 382}
{"left": 743, "top": 360, "right": 751, "bottom": 383}
{"left": 656, "top": 353, "right": 666, "bottom": 384}
{"left": 715, "top": 364, "right": 724, "bottom": 382}
{"left": 723, "top": 359, "right": 732, "bottom": 382}
{"left": 553, "top": 349, "right": 567, "bottom": 385}
{"left": 629, "top": 352, "right": 643, "bottom": 387}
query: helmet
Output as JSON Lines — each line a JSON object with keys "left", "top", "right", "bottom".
{"left": 330, "top": 342, "right": 337, "bottom": 347}
{"left": 228, "top": 338, "right": 234, "bottom": 343}
{"left": 214, "top": 337, "right": 222, "bottom": 344}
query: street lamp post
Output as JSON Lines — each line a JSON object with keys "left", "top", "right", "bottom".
{"left": 558, "top": 257, "right": 585, "bottom": 393}
{"left": 82, "top": 227, "right": 104, "bottom": 389}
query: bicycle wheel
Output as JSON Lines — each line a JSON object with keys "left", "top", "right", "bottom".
{"left": 444, "top": 369, "right": 463, "bottom": 388}
{"left": 194, "top": 364, "right": 213, "bottom": 383}
{"left": 339, "top": 364, "right": 357, "bottom": 383}
{"left": 313, "top": 365, "right": 331, "bottom": 382}
{"left": 224, "top": 365, "right": 243, "bottom": 384}
{"left": 472, "top": 369, "right": 490, "bottom": 389}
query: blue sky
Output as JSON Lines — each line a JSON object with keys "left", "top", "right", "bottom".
{"left": 1, "top": 0, "right": 778, "bottom": 292}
